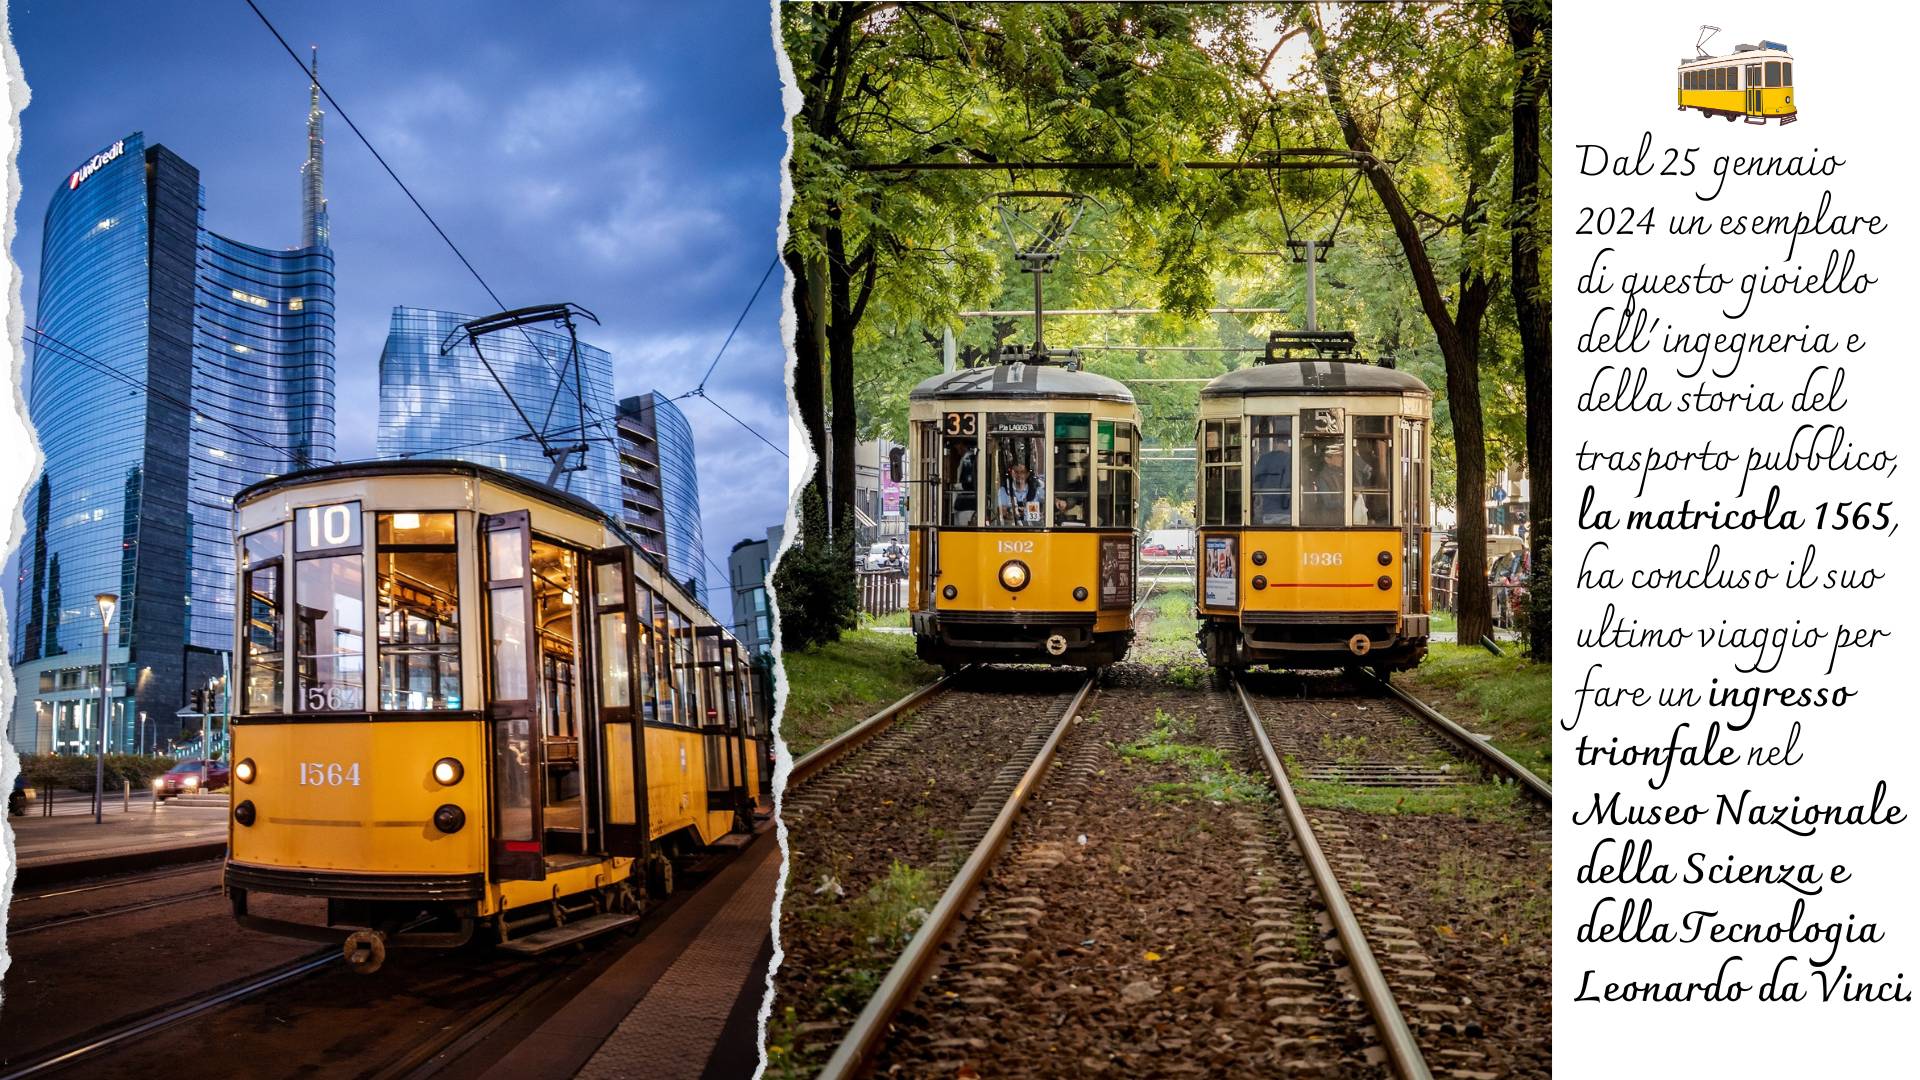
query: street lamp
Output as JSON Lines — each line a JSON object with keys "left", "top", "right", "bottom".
{"left": 94, "top": 592, "right": 117, "bottom": 825}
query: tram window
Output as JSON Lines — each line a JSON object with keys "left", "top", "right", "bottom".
{"left": 633, "top": 583, "right": 658, "bottom": 722}
{"left": 531, "top": 540, "right": 578, "bottom": 739}
{"left": 241, "top": 527, "right": 284, "bottom": 713}
{"left": 1249, "top": 416, "right": 1294, "bottom": 526}
{"left": 1747, "top": 65, "right": 1761, "bottom": 89}
{"left": 1351, "top": 416, "right": 1392, "bottom": 526}
{"left": 1201, "top": 420, "right": 1243, "bottom": 526}
{"left": 1300, "top": 429, "right": 1347, "bottom": 528}
{"left": 294, "top": 554, "right": 365, "bottom": 712}
{"left": 942, "top": 428, "right": 980, "bottom": 527}
{"left": 1097, "top": 421, "right": 1136, "bottom": 528}
{"left": 377, "top": 513, "right": 460, "bottom": 711}
{"left": 1782, "top": 62, "right": 1791, "bottom": 87}
{"left": 989, "top": 431, "right": 1047, "bottom": 528}
{"left": 1053, "top": 414, "right": 1091, "bottom": 527}
{"left": 595, "top": 563, "right": 631, "bottom": 709}
{"left": 654, "top": 600, "right": 675, "bottom": 724}
{"left": 489, "top": 586, "right": 530, "bottom": 700}
{"left": 671, "top": 609, "right": 695, "bottom": 726}
{"left": 1766, "top": 62, "right": 1780, "bottom": 87}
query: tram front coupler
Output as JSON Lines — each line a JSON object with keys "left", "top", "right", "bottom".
{"left": 343, "top": 929, "right": 388, "bottom": 975}
{"left": 1045, "top": 634, "right": 1069, "bottom": 657}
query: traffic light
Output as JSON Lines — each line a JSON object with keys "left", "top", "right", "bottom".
{"left": 188, "top": 688, "right": 208, "bottom": 713}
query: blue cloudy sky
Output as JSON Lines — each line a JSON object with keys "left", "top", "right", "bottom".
{"left": 9, "top": 0, "right": 789, "bottom": 614}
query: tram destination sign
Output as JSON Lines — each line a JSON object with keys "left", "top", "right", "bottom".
{"left": 988, "top": 412, "right": 1043, "bottom": 434}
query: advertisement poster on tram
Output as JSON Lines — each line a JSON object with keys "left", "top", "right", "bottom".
{"left": 1203, "top": 535, "right": 1237, "bottom": 608}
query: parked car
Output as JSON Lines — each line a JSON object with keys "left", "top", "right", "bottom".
{"left": 1140, "top": 543, "right": 1168, "bottom": 557}
{"left": 154, "top": 760, "right": 229, "bottom": 800}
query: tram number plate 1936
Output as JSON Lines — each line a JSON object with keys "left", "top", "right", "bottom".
{"left": 298, "top": 761, "right": 362, "bottom": 787}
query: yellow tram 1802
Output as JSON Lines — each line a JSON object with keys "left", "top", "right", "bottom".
{"left": 1677, "top": 33, "right": 1797, "bottom": 125}
{"left": 223, "top": 461, "right": 769, "bottom": 970}
{"left": 905, "top": 357, "right": 1143, "bottom": 669}
{"left": 1195, "top": 332, "right": 1433, "bottom": 674}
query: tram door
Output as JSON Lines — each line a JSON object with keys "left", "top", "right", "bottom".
{"left": 483, "top": 512, "right": 544, "bottom": 881}
{"left": 1745, "top": 65, "right": 1762, "bottom": 116}
{"left": 530, "top": 539, "right": 587, "bottom": 857}
{"left": 915, "top": 422, "right": 940, "bottom": 609}
{"left": 588, "top": 548, "right": 649, "bottom": 857}
{"left": 1397, "top": 420, "right": 1427, "bottom": 618}
{"left": 696, "top": 628, "right": 747, "bottom": 814}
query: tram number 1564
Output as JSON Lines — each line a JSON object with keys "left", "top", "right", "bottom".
{"left": 299, "top": 761, "right": 362, "bottom": 787}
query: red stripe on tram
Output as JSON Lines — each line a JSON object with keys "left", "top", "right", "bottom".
{"left": 503, "top": 841, "right": 541, "bottom": 852}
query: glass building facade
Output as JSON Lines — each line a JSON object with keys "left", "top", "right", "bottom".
{"left": 654, "top": 394, "right": 707, "bottom": 607}
{"left": 11, "top": 129, "right": 336, "bottom": 754}
{"left": 376, "top": 307, "right": 620, "bottom": 518}
{"left": 729, "top": 526, "right": 781, "bottom": 657}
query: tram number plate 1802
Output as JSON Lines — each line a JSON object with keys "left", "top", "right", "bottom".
{"left": 298, "top": 761, "right": 362, "bottom": 787}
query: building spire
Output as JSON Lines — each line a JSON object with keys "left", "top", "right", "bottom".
{"left": 301, "top": 45, "right": 329, "bottom": 249}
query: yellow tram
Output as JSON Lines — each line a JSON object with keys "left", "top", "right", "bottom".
{"left": 1195, "top": 334, "right": 1433, "bottom": 673}
{"left": 1678, "top": 40, "right": 1796, "bottom": 124}
{"left": 223, "top": 461, "right": 769, "bottom": 969}
{"left": 906, "top": 358, "right": 1142, "bottom": 668}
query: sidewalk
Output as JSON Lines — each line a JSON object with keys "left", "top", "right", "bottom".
{"left": 7, "top": 798, "right": 229, "bottom": 887}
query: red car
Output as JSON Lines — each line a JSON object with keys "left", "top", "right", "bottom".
{"left": 153, "top": 760, "right": 229, "bottom": 800}
{"left": 1140, "top": 543, "right": 1167, "bottom": 557}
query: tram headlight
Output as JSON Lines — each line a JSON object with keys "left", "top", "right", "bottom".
{"left": 1073, "top": 586, "right": 1088, "bottom": 602}
{"left": 235, "top": 758, "right": 256, "bottom": 784}
{"left": 942, "top": 584, "right": 957, "bottom": 601}
{"left": 998, "top": 560, "right": 1030, "bottom": 592}
{"left": 433, "top": 804, "right": 467, "bottom": 834}
{"left": 1250, "top": 550, "right": 1267, "bottom": 567}
{"left": 432, "top": 757, "right": 464, "bottom": 786}
{"left": 1252, "top": 575, "right": 1268, "bottom": 591}
{"left": 1377, "top": 575, "right": 1393, "bottom": 591}
{"left": 234, "top": 800, "right": 256, "bottom": 827}
{"left": 1377, "top": 550, "right": 1393, "bottom": 567}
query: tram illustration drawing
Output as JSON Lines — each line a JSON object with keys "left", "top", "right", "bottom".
{"left": 1679, "top": 25, "right": 1797, "bottom": 124}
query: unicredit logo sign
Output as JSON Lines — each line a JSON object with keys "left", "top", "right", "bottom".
{"left": 69, "top": 140, "right": 126, "bottom": 190}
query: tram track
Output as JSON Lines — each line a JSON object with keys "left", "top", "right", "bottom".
{"left": 769, "top": 669, "right": 1095, "bottom": 1075}
{"left": 1240, "top": 672, "right": 1553, "bottom": 1078}
{"left": 8, "top": 884, "right": 226, "bottom": 937}
{"left": 0, "top": 948, "right": 341, "bottom": 1080}
{"left": 805, "top": 665, "right": 1547, "bottom": 1079}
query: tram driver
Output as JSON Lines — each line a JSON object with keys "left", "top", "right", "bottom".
{"left": 996, "top": 459, "right": 1050, "bottom": 526}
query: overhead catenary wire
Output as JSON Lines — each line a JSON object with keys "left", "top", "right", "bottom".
{"left": 242, "top": 0, "right": 787, "bottom": 467}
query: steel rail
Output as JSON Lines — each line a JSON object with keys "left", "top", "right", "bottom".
{"left": 786, "top": 671, "right": 962, "bottom": 789}
{"left": 0, "top": 949, "right": 339, "bottom": 1080}
{"left": 10, "top": 886, "right": 225, "bottom": 937}
{"left": 1365, "top": 671, "right": 1553, "bottom": 805}
{"left": 816, "top": 675, "right": 1098, "bottom": 1080}
{"left": 1233, "top": 677, "right": 1433, "bottom": 1080}
{"left": 12, "top": 861, "right": 222, "bottom": 904}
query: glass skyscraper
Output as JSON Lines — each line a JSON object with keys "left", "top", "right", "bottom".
{"left": 654, "top": 395, "right": 707, "bottom": 606}
{"left": 12, "top": 99, "right": 336, "bottom": 752}
{"left": 376, "top": 307, "right": 620, "bottom": 518}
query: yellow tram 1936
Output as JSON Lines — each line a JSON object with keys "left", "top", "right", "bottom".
{"left": 1678, "top": 38, "right": 1796, "bottom": 125}
{"left": 223, "top": 461, "right": 769, "bottom": 970}
{"left": 1195, "top": 333, "right": 1433, "bottom": 674}
{"left": 905, "top": 358, "right": 1143, "bottom": 669}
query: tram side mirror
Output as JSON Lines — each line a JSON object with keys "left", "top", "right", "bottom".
{"left": 888, "top": 446, "right": 905, "bottom": 483}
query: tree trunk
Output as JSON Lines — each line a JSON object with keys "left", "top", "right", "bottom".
{"left": 1304, "top": 7, "right": 1493, "bottom": 646}
{"left": 786, "top": 246, "right": 828, "bottom": 497}
{"left": 825, "top": 216, "right": 857, "bottom": 540}
{"left": 1507, "top": 0, "right": 1552, "bottom": 660}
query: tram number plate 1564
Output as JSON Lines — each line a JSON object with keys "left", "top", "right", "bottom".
{"left": 299, "top": 761, "right": 362, "bottom": 787}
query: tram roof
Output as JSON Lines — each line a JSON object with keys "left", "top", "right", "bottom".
{"left": 236, "top": 459, "right": 608, "bottom": 519}
{"left": 238, "top": 459, "right": 738, "bottom": 636}
{"left": 1199, "top": 360, "right": 1431, "bottom": 399}
{"left": 909, "top": 362, "right": 1135, "bottom": 404}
